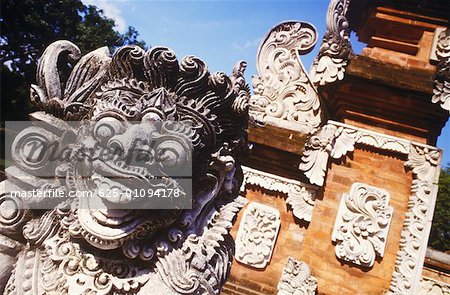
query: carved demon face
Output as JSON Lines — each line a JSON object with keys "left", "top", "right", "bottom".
{"left": 10, "top": 43, "right": 249, "bottom": 261}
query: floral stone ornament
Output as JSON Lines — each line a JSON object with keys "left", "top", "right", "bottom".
{"left": 277, "top": 257, "right": 318, "bottom": 295}
{"left": 235, "top": 202, "right": 281, "bottom": 268}
{"left": 332, "top": 182, "right": 394, "bottom": 268}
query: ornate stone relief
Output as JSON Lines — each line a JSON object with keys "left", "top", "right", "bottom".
{"left": 1, "top": 40, "right": 249, "bottom": 294}
{"left": 249, "top": 21, "right": 325, "bottom": 134}
{"left": 389, "top": 144, "right": 441, "bottom": 294}
{"left": 299, "top": 120, "right": 442, "bottom": 293}
{"left": 405, "top": 145, "right": 441, "bottom": 183}
{"left": 332, "top": 182, "right": 393, "bottom": 268}
{"left": 235, "top": 202, "right": 281, "bottom": 268}
{"left": 299, "top": 120, "right": 411, "bottom": 186}
{"left": 241, "top": 166, "right": 318, "bottom": 222}
{"left": 432, "top": 27, "right": 450, "bottom": 112}
{"left": 310, "top": 0, "right": 353, "bottom": 86}
{"left": 419, "top": 277, "right": 450, "bottom": 295}
{"left": 354, "top": 129, "right": 410, "bottom": 154}
{"left": 299, "top": 123, "right": 357, "bottom": 186}
{"left": 277, "top": 257, "right": 317, "bottom": 295}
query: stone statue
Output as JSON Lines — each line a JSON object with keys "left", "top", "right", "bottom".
{"left": 0, "top": 41, "right": 249, "bottom": 294}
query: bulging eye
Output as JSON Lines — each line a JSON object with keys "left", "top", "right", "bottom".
{"left": 155, "top": 140, "right": 186, "bottom": 169}
{"left": 93, "top": 117, "right": 125, "bottom": 143}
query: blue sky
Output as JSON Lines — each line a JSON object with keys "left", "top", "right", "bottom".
{"left": 84, "top": 0, "right": 450, "bottom": 166}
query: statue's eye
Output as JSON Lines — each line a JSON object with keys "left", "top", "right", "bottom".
{"left": 93, "top": 117, "right": 125, "bottom": 143}
{"left": 155, "top": 140, "right": 186, "bottom": 169}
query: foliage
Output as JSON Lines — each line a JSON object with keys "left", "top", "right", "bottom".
{"left": 0, "top": 0, "right": 146, "bottom": 121}
{"left": 428, "top": 165, "right": 450, "bottom": 252}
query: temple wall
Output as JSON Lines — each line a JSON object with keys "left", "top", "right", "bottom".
{"left": 298, "top": 147, "right": 412, "bottom": 294}
{"left": 224, "top": 147, "right": 415, "bottom": 294}
{"left": 225, "top": 187, "right": 309, "bottom": 294}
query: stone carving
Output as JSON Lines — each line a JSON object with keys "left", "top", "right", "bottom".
{"left": 299, "top": 120, "right": 412, "bottom": 186}
{"left": 0, "top": 182, "right": 31, "bottom": 237}
{"left": 298, "top": 120, "right": 442, "bottom": 292}
{"left": 432, "top": 28, "right": 450, "bottom": 112}
{"left": 389, "top": 144, "right": 441, "bottom": 294}
{"left": 241, "top": 166, "right": 318, "bottom": 222}
{"left": 1, "top": 40, "right": 249, "bottom": 294}
{"left": 230, "top": 60, "right": 251, "bottom": 115}
{"left": 277, "top": 257, "right": 317, "bottom": 295}
{"left": 405, "top": 145, "right": 441, "bottom": 183}
{"left": 355, "top": 130, "right": 410, "bottom": 154}
{"left": 332, "top": 183, "right": 393, "bottom": 268}
{"left": 299, "top": 123, "right": 357, "bottom": 186}
{"left": 235, "top": 202, "right": 281, "bottom": 268}
{"left": 249, "top": 21, "right": 325, "bottom": 134}
{"left": 296, "top": 119, "right": 441, "bottom": 292}
{"left": 419, "top": 277, "right": 450, "bottom": 295}
{"left": 310, "top": 0, "right": 353, "bottom": 86}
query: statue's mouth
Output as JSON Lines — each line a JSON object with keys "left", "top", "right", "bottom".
{"left": 69, "top": 152, "right": 185, "bottom": 250}
{"left": 90, "top": 154, "right": 185, "bottom": 205}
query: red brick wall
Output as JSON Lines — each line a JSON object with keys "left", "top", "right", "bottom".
{"left": 224, "top": 186, "right": 309, "bottom": 294}
{"left": 224, "top": 147, "right": 413, "bottom": 294}
{"left": 299, "top": 147, "right": 412, "bottom": 294}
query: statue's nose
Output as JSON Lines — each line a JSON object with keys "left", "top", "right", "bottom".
{"left": 107, "top": 122, "right": 157, "bottom": 159}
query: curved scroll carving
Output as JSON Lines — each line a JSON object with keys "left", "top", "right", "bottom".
{"left": 3, "top": 40, "right": 249, "bottom": 294}
{"left": 310, "top": 0, "right": 353, "bottom": 86}
{"left": 154, "top": 196, "right": 247, "bottom": 294}
{"left": 249, "top": 21, "right": 324, "bottom": 134}
{"left": 299, "top": 121, "right": 414, "bottom": 187}
{"left": 31, "top": 41, "right": 110, "bottom": 120}
{"left": 0, "top": 182, "right": 32, "bottom": 237}
{"left": 432, "top": 28, "right": 450, "bottom": 112}
{"left": 230, "top": 60, "right": 250, "bottom": 115}
{"left": 405, "top": 145, "right": 440, "bottom": 183}
{"left": 332, "top": 183, "right": 393, "bottom": 268}
{"left": 299, "top": 123, "right": 356, "bottom": 186}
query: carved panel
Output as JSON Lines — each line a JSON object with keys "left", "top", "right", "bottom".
{"left": 235, "top": 202, "right": 281, "bottom": 268}
{"left": 242, "top": 166, "right": 318, "bottom": 222}
{"left": 249, "top": 21, "right": 324, "bottom": 134}
{"left": 332, "top": 182, "right": 393, "bottom": 268}
{"left": 298, "top": 120, "right": 443, "bottom": 293}
{"left": 277, "top": 257, "right": 317, "bottom": 295}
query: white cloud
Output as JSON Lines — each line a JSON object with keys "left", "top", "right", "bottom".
{"left": 232, "top": 38, "right": 261, "bottom": 52}
{"left": 83, "top": 0, "right": 127, "bottom": 32}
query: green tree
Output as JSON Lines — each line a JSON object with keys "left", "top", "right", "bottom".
{"left": 0, "top": 0, "right": 146, "bottom": 172}
{"left": 0, "top": 0, "right": 146, "bottom": 121}
{"left": 428, "top": 165, "right": 450, "bottom": 252}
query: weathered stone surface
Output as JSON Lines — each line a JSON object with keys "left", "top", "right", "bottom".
{"left": 0, "top": 41, "right": 249, "bottom": 294}
{"left": 332, "top": 182, "right": 393, "bottom": 268}
{"left": 249, "top": 21, "right": 324, "bottom": 134}
{"left": 432, "top": 28, "right": 450, "bottom": 112}
{"left": 235, "top": 202, "right": 281, "bottom": 269}
{"left": 277, "top": 257, "right": 317, "bottom": 295}
{"left": 310, "top": 0, "right": 353, "bottom": 86}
